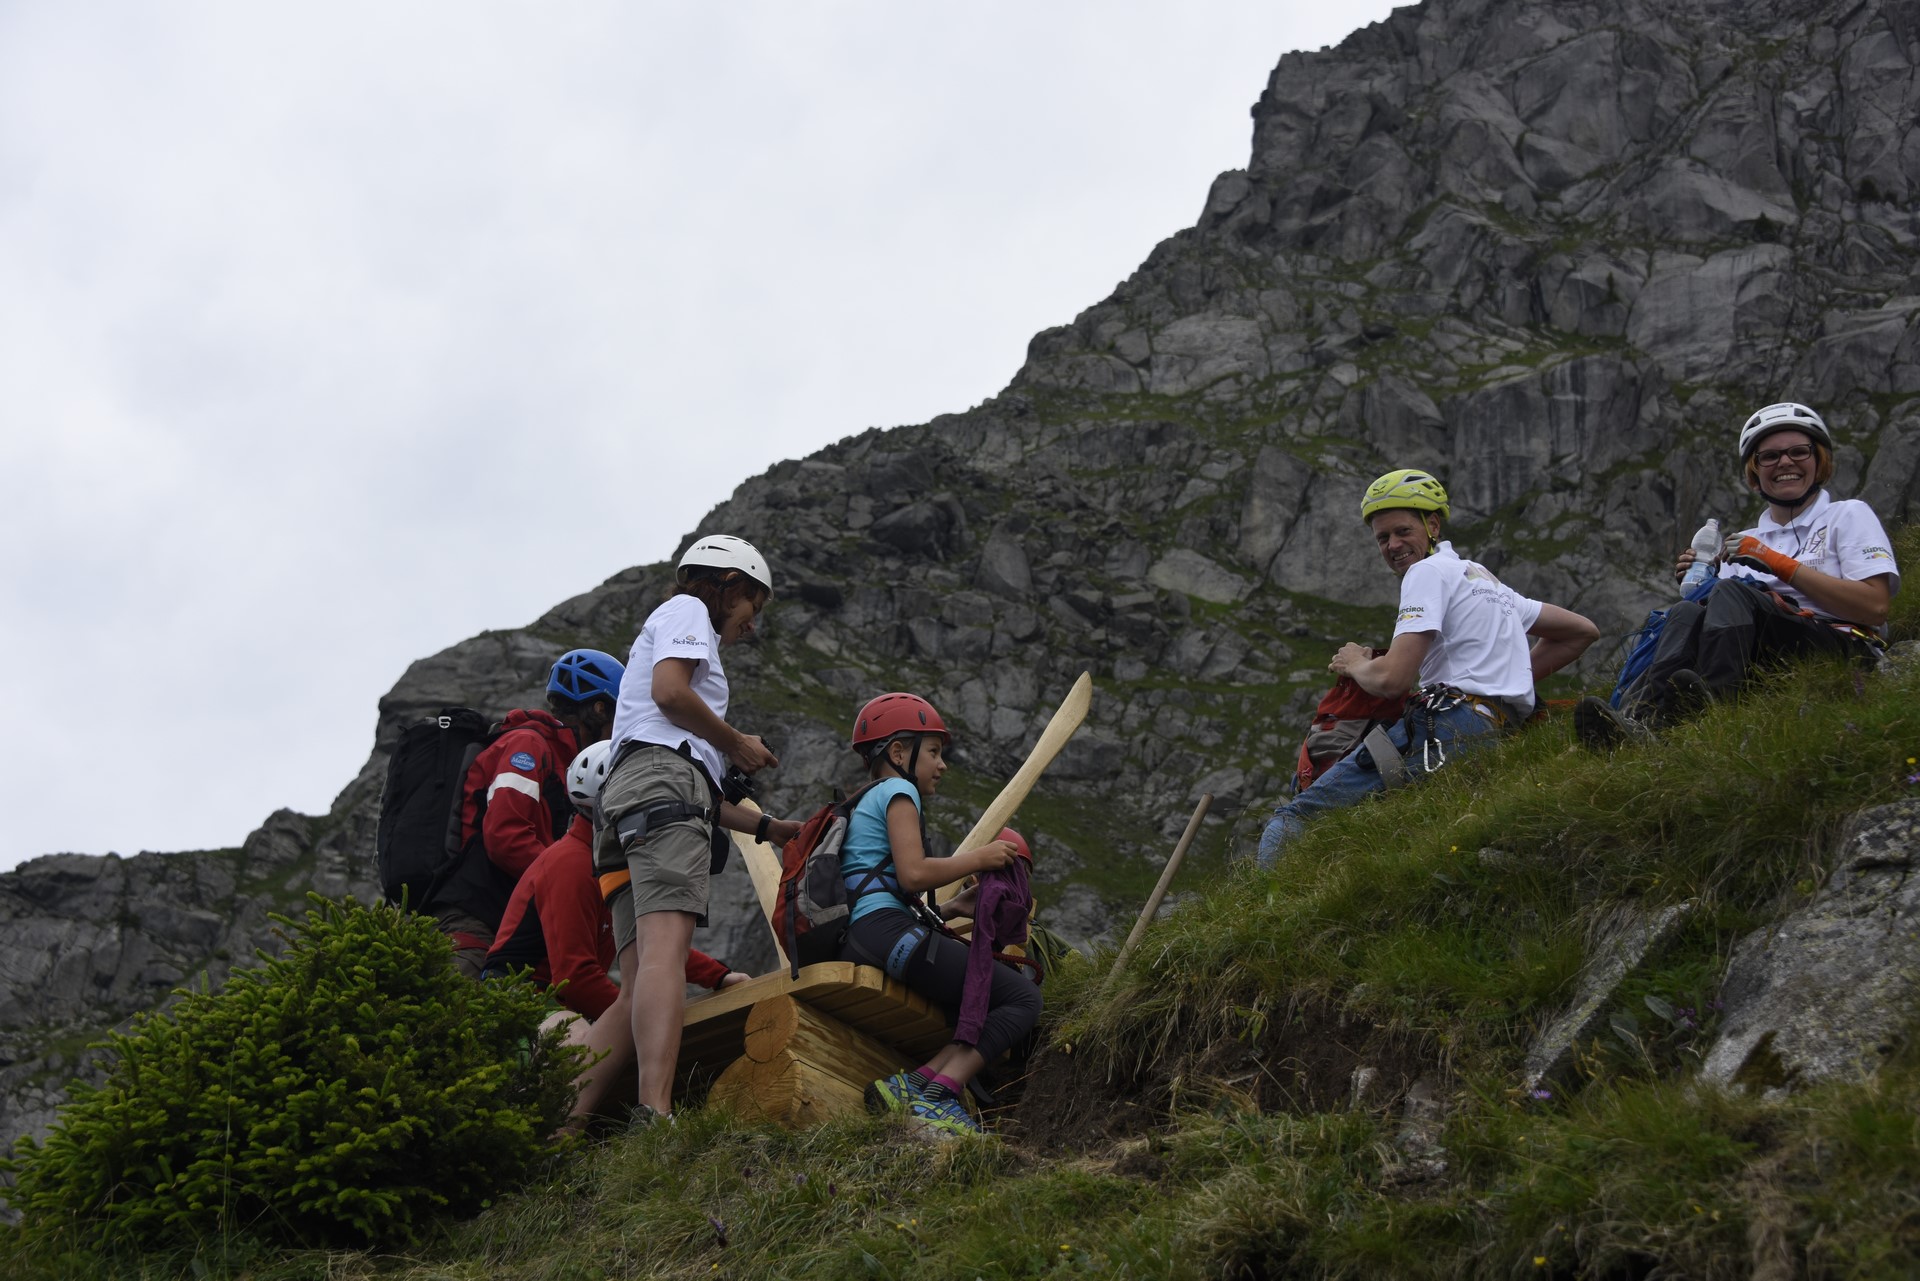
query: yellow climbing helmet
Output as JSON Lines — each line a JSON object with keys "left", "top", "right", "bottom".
{"left": 1360, "top": 469, "right": 1451, "bottom": 522}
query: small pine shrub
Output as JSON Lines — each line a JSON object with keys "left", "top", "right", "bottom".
{"left": 1, "top": 896, "right": 580, "bottom": 1252}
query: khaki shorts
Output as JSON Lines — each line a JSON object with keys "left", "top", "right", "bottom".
{"left": 598, "top": 745, "right": 714, "bottom": 949}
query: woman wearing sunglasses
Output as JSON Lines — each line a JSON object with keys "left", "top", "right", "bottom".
{"left": 1583, "top": 402, "right": 1899, "bottom": 742}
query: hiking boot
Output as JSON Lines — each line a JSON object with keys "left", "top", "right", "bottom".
{"left": 865, "top": 1072, "right": 917, "bottom": 1116}
{"left": 1668, "top": 669, "right": 1714, "bottom": 718}
{"left": 1574, "top": 696, "right": 1650, "bottom": 750}
{"left": 903, "top": 1087, "right": 982, "bottom": 1139}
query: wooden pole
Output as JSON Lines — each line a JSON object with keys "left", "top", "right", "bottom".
{"left": 724, "top": 797, "right": 789, "bottom": 970}
{"left": 1110, "top": 794, "right": 1212, "bottom": 975}
{"left": 951, "top": 673, "right": 1092, "bottom": 856}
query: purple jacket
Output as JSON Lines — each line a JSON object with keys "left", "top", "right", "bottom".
{"left": 954, "top": 858, "right": 1033, "bottom": 1045}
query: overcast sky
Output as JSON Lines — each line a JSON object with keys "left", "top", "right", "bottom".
{"left": 0, "top": 1, "right": 1399, "bottom": 871}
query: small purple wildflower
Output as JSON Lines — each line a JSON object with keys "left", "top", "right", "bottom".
{"left": 1529, "top": 1088, "right": 1553, "bottom": 1101}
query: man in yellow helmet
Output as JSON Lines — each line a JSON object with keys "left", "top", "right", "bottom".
{"left": 1255, "top": 469, "right": 1598, "bottom": 865}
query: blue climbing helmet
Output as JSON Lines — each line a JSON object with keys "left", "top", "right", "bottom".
{"left": 548, "top": 648, "right": 626, "bottom": 704}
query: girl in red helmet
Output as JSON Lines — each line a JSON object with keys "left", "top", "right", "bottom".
{"left": 837, "top": 691, "right": 1042, "bottom": 1137}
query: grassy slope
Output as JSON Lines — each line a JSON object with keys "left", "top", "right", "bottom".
{"left": 12, "top": 531, "right": 1920, "bottom": 1280}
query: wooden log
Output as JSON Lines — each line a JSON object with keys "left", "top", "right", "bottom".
{"left": 705, "top": 1054, "right": 767, "bottom": 1121}
{"left": 708, "top": 1051, "right": 872, "bottom": 1128}
{"left": 744, "top": 995, "right": 911, "bottom": 1086}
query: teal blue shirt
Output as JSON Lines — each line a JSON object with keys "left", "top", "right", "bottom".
{"left": 841, "top": 778, "right": 920, "bottom": 924}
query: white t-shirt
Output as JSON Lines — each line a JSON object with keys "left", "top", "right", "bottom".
{"left": 1723, "top": 490, "right": 1901, "bottom": 627}
{"left": 609, "top": 593, "right": 729, "bottom": 785}
{"left": 1392, "top": 541, "right": 1544, "bottom": 706}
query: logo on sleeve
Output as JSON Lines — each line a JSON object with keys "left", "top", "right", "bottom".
{"left": 1397, "top": 605, "right": 1427, "bottom": 624}
{"left": 510, "top": 751, "right": 537, "bottom": 772}
{"left": 1862, "top": 543, "right": 1893, "bottom": 561}
{"left": 673, "top": 633, "right": 701, "bottom": 645}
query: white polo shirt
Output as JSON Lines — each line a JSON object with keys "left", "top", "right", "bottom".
{"left": 1392, "top": 541, "right": 1544, "bottom": 706}
{"left": 1723, "top": 490, "right": 1901, "bottom": 628}
{"left": 610, "top": 593, "right": 729, "bottom": 785}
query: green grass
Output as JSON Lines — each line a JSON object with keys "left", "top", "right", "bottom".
{"left": 12, "top": 531, "right": 1920, "bottom": 1279}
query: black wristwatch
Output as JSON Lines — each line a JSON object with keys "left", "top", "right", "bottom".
{"left": 755, "top": 814, "right": 773, "bottom": 844}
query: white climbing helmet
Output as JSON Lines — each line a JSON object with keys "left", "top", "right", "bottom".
{"left": 677, "top": 534, "right": 773, "bottom": 596}
{"left": 1738, "top": 402, "right": 1832, "bottom": 461}
{"left": 566, "top": 740, "right": 614, "bottom": 823}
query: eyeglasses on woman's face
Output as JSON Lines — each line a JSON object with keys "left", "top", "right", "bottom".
{"left": 1754, "top": 443, "right": 1814, "bottom": 467}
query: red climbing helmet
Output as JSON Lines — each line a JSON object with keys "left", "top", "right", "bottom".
{"left": 851, "top": 692, "right": 950, "bottom": 753}
{"left": 997, "top": 827, "right": 1032, "bottom": 861}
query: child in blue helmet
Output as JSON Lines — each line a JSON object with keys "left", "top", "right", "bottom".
{"left": 422, "top": 647, "right": 627, "bottom": 977}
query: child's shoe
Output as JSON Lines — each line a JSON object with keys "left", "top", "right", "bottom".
{"left": 865, "top": 1071, "right": 917, "bottom": 1116}
{"left": 905, "top": 1086, "right": 982, "bottom": 1138}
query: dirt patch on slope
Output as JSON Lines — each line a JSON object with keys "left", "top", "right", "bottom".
{"left": 1006, "top": 997, "right": 1433, "bottom": 1152}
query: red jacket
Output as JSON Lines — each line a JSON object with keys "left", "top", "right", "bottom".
{"left": 461, "top": 709, "right": 579, "bottom": 881}
{"left": 486, "top": 816, "right": 730, "bottom": 1018}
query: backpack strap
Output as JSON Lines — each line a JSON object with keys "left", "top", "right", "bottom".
{"left": 1362, "top": 725, "right": 1407, "bottom": 790}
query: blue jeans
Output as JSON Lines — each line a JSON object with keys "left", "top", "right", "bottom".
{"left": 1255, "top": 700, "right": 1509, "bottom": 867}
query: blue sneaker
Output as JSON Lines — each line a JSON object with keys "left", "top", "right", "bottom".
{"left": 865, "top": 1072, "right": 916, "bottom": 1116}
{"left": 905, "top": 1086, "right": 981, "bottom": 1138}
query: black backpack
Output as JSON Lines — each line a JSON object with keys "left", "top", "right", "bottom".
{"left": 375, "top": 707, "right": 494, "bottom": 910}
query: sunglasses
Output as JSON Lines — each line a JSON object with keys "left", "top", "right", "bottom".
{"left": 1754, "top": 443, "right": 1815, "bottom": 467}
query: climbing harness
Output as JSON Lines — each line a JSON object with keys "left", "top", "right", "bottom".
{"left": 1405, "top": 684, "right": 1528, "bottom": 772}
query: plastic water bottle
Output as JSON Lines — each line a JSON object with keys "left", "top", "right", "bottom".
{"left": 1679, "top": 518, "right": 1720, "bottom": 589}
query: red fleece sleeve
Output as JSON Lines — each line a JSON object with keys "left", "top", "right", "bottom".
{"left": 479, "top": 732, "right": 558, "bottom": 879}
{"left": 684, "top": 949, "right": 730, "bottom": 989}
{"left": 545, "top": 859, "right": 620, "bottom": 1020}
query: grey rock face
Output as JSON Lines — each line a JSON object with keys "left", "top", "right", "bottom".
{"left": 1701, "top": 800, "right": 1920, "bottom": 1095}
{"left": 0, "top": 811, "right": 338, "bottom": 1160}
{"left": 1523, "top": 901, "right": 1698, "bottom": 1095}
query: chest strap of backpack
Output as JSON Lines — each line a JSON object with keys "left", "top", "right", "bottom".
{"left": 844, "top": 867, "right": 917, "bottom": 913}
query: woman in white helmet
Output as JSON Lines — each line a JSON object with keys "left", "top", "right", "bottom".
{"left": 1578, "top": 402, "right": 1900, "bottom": 745}
{"left": 593, "top": 534, "right": 802, "bottom": 1124}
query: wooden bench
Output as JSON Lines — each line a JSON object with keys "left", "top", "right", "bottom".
{"left": 668, "top": 805, "right": 963, "bottom": 1128}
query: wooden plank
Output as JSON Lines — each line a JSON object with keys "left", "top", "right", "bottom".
{"left": 725, "top": 797, "right": 789, "bottom": 970}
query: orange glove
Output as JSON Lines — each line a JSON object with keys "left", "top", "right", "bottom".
{"left": 1723, "top": 534, "right": 1800, "bottom": 582}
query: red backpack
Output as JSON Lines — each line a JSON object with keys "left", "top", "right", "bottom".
{"left": 1292, "top": 674, "right": 1407, "bottom": 795}
{"left": 772, "top": 783, "right": 887, "bottom": 978}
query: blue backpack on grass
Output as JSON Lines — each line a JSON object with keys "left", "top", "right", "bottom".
{"left": 1609, "top": 575, "right": 1718, "bottom": 709}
